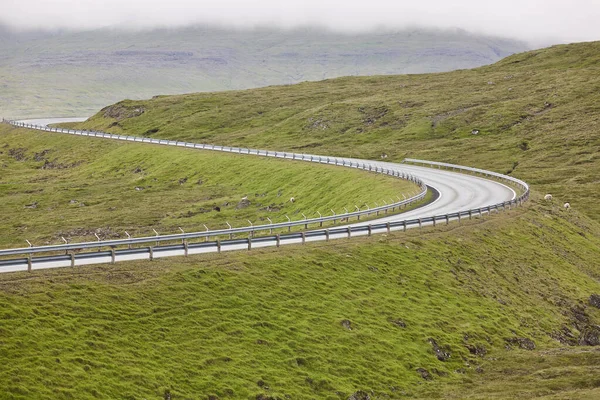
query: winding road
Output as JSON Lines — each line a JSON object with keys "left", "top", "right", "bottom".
{"left": 0, "top": 118, "right": 525, "bottom": 273}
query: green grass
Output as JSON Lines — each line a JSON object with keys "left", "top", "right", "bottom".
{"left": 0, "top": 124, "right": 417, "bottom": 249}
{"left": 76, "top": 41, "right": 600, "bottom": 222}
{"left": 0, "top": 200, "right": 599, "bottom": 399}
{"left": 1, "top": 42, "right": 600, "bottom": 399}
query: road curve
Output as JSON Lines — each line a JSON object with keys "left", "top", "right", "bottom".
{"left": 0, "top": 118, "right": 522, "bottom": 272}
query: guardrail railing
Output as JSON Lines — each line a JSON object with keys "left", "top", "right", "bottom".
{"left": 403, "top": 158, "right": 529, "bottom": 196}
{"left": 0, "top": 120, "right": 530, "bottom": 272}
{"left": 0, "top": 119, "right": 428, "bottom": 260}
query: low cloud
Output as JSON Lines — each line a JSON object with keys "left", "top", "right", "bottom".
{"left": 2, "top": 0, "right": 600, "bottom": 44}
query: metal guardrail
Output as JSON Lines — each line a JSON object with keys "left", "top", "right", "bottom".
{"left": 0, "top": 119, "right": 427, "bottom": 259}
{"left": 0, "top": 189, "right": 525, "bottom": 271}
{"left": 0, "top": 120, "right": 530, "bottom": 272}
{"left": 403, "top": 158, "right": 530, "bottom": 197}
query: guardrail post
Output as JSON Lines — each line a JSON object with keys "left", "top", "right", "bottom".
{"left": 148, "top": 247, "right": 154, "bottom": 261}
{"left": 386, "top": 222, "right": 391, "bottom": 234}
{"left": 446, "top": 214, "right": 449, "bottom": 225}
{"left": 469, "top": 210, "right": 473, "bottom": 220}
{"left": 27, "top": 255, "right": 32, "bottom": 272}
{"left": 347, "top": 227, "right": 351, "bottom": 238}
{"left": 403, "top": 221, "right": 407, "bottom": 232}
{"left": 418, "top": 218, "right": 422, "bottom": 229}
{"left": 217, "top": 240, "right": 221, "bottom": 253}
{"left": 368, "top": 225, "right": 372, "bottom": 236}
{"left": 70, "top": 253, "right": 75, "bottom": 267}
{"left": 184, "top": 241, "right": 189, "bottom": 257}
{"left": 110, "top": 248, "right": 116, "bottom": 264}
{"left": 301, "top": 232, "right": 306, "bottom": 244}
{"left": 276, "top": 234, "right": 281, "bottom": 247}
{"left": 247, "top": 238, "right": 252, "bottom": 250}
{"left": 325, "top": 229, "right": 330, "bottom": 242}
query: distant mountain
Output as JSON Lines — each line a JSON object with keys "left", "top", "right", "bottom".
{"left": 0, "top": 25, "right": 530, "bottom": 117}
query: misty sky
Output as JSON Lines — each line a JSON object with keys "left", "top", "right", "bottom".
{"left": 2, "top": 0, "right": 600, "bottom": 44}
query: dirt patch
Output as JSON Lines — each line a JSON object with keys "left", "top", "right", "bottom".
{"left": 102, "top": 103, "right": 146, "bottom": 121}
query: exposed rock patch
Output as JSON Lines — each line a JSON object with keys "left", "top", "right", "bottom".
{"left": 348, "top": 391, "right": 370, "bottom": 400}
{"left": 416, "top": 368, "right": 432, "bottom": 380}
{"left": 589, "top": 294, "right": 600, "bottom": 309}
{"left": 465, "top": 344, "right": 487, "bottom": 357}
{"left": 428, "top": 338, "right": 451, "bottom": 361}
{"left": 8, "top": 148, "right": 27, "bottom": 161}
{"left": 102, "top": 103, "right": 145, "bottom": 121}
{"left": 33, "top": 149, "right": 50, "bottom": 161}
{"left": 505, "top": 337, "right": 536, "bottom": 350}
{"left": 389, "top": 319, "right": 406, "bottom": 328}
{"left": 341, "top": 319, "right": 353, "bottom": 330}
{"left": 24, "top": 201, "right": 38, "bottom": 209}
{"left": 579, "top": 326, "right": 600, "bottom": 346}
{"left": 237, "top": 197, "right": 251, "bottom": 209}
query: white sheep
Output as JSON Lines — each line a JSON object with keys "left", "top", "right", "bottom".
{"left": 564, "top": 202, "right": 571, "bottom": 210}
{"left": 290, "top": 197, "right": 295, "bottom": 203}
{"left": 544, "top": 194, "right": 553, "bottom": 201}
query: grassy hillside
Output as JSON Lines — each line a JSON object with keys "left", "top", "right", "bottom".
{"left": 0, "top": 124, "right": 417, "bottom": 248}
{"left": 77, "top": 41, "right": 600, "bottom": 221}
{"left": 1, "top": 42, "right": 600, "bottom": 399}
{"left": 1, "top": 200, "right": 599, "bottom": 399}
{"left": 0, "top": 25, "right": 528, "bottom": 118}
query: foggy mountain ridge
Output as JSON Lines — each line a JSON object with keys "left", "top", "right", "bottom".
{"left": 0, "top": 25, "right": 530, "bottom": 117}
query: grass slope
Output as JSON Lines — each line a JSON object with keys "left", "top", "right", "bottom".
{"left": 0, "top": 201, "right": 599, "bottom": 399}
{"left": 1, "top": 42, "right": 600, "bottom": 399}
{"left": 77, "top": 41, "right": 600, "bottom": 222}
{"left": 0, "top": 124, "right": 417, "bottom": 248}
